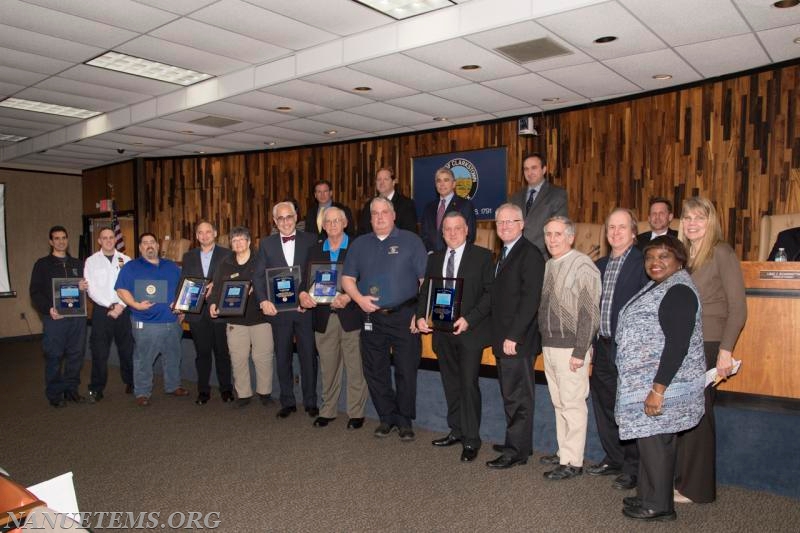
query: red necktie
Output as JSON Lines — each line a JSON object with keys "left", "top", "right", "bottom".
{"left": 436, "top": 199, "right": 446, "bottom": 229}
{"left": 282, "top": 235, "right": 295, "bottom": 243}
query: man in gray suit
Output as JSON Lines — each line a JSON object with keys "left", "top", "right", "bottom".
{"left": 509, "top": 153, "right": 568, "bottom": 258}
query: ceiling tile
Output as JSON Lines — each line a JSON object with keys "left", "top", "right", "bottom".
{"left": 0, "top": 107, "right": 79, "bottom": 126}
{"left": 0, "top": 47, "right": 73, "bottom": 75}
{"left": 539, "top": 62, "right": 640, "bottom": 98}
{"left": 262, "top": 80, "right": 372, "bottom": 109}
{"left": 35, "top": 77, "right": 152, "bottom": 105}
{"left": 132, "top": 0, "right": 218, "bottom": 16}
{"left": 448, "top": 113, "right": 496, "bottom": 125}
{"left": 109, "top": 127, "right": 195, "bottom": 144}
{"left": 245, "top": 124, "right": 330, "bottom": 143}
{"left": 733, "top": 0, "right": 800, "bottom": 31}
{"left": 15, "top": 87, "right": 124, "bottom": 112}
{"left": 537, "top": 1, "right": 665, "bottom": 60}
{"left": 433, "top": 84, "right": 530, "bottom": 112}
{"left": 352, "top": 54, "right": 470, "bottom": 92}
{"left": 757, "top": 24, "right": 800, "bottom": 63}
{"left": 118, "top": 36, "right": 249, "bottom": 76}
{"left": 215, "top": 130, "right": 298, "bottom": 148}
{"left": 0, "top": 65, "right": 49, "bottom": 86}
{"left": 310, "top": 111, "right": 398, "bottom": 131}
{"left": 274, "top": 118, "right": 362, "bottom": 137}
{"left": 347, "top": 102, "right": 434, "bottom": 126}
{"left": 135, "top": 118, "right": 231, "bottom": 137}
{"left": 58, "top": 65, "right": 178, "bottom": 96}
{"left": 245, "top": 0, "right": 391, "bottom": 37}
{"left": 676, "top": 33, "right": 771, "bottom": 78}
{"left": 186, "top": 101, "right": 291, "bottom": 125}
{"left": 493, "top": 105, "right": 543, "bottom": 118}
{"left": 229, "top": 91, "right": 333, "bottom": 117}
{"left": 482, "top": 72, "right": 584, "bottom": 106}
{"left": 303, "top": 67, "right": 418, "bottom": 100}
{"left": 405, "top": 38, "right": 528, "bottom": 81}
{"left": 0, "top": 24, "right": 104, "bottom": 63}
{"left": 385, "top": 93, "right": 481, "bottom": 118}
{"left": 21, "top": 0, "right": 179, "bottom": 33}
{"left": 604, "top": 49, "right": 701, "bottom": 90}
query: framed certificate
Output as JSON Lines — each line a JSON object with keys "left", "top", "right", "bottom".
{"left": 425, "top": 277, "right": 463, "bottom": 332}
{"left": 266, "top": 266, "right": 301, "bottom": 312}
{"left": 52, "top": 278, "right": 86, "bottom": 317}
{"left": 173, "top": 277, "right": 209, "bottom": 313}
{"left": 217, "top": 280, "right": 251, "bottom": 317}
{"left": 134, "top": 279, "right": 169, "bottom": 304}
{"left": 308, "top": 262, "right": 341, "bottom": 304}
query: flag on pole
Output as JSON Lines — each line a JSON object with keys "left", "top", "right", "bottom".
{"left": 111, "top": 202, "right": 125, "bottom": 253}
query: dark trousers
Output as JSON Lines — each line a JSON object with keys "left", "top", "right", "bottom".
{"left": 190, "top": 314, "right": 233, "bottom": 395}
{"left": 637, "top": 433, "right": 677, "bottom": 514}
{"left": 590, "top": 336, "right": 639, "bottom": 475}
{"left": 272, "top": 310, "right": 318, "bottom": 409}
{"left": 675, "top": 341, "right": 718, "bottom": 503}
{"left": 435, "top": 333, "right": 483, "bottom": 448}
{"left": 42, "top": 317, "right": 86, "bottom": 401}
{"left": 89, "top": 305, "right": 134, "bottom": 393}
{"left": 360, "top": 307, "right": 421, "bottom": 427}
{"left": 495, "top": 350, "right": 535, "bottom": 459}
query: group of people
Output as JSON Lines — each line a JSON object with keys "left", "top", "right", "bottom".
{"left": 31, "top": 153, "right": 751, "bottom": 523}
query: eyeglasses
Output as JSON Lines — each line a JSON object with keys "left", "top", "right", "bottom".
{"left": 496, "top": 219, "right": 522, "bottom": 227}
{"left": 275, "top": 215, "right": 295, "bottom": 223}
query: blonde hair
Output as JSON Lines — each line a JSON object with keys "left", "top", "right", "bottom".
{"left": 679, "top": 196, "right": 723, "bottom": 271}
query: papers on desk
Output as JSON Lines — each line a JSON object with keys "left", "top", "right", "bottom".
{"left": 705, "top": 359, "right": 742, "bottom": 387}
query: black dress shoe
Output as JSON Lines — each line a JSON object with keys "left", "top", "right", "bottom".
{"left": 49, "top": 399, "right": 67, "bottom": 408}
{"left": 258, "top": 394, "right": 273, "bottom": 406}
{"left": 195, "top": 392, "right": 210, "bottom": 406}
{"left": 373, "top": 423, "right": 397, "bottom": 438}
{"left": 220, "top": 390, "right": 234, "bottom": 403}
{"left": 432, "top": 433, "right": 461, "bottom": 447}
{"left": 276, "top": 406, "right": 297, "bottom": 418}
{"left": 491, "top": 444, "right": 533, "bottom": 456}
{"left": 313, "top": 416, "right": 335, "bottom": 427}
{"left": 623, "top": 496, "right": 642, "bottom": 509}
{"left": 64, "top": 391, "right": 86, "bottom": 403}
{"left": 305, "top": 406, "right": 319, "bottom": 417}
{"left": 585, "top": 463, "right": 622, "bottom": 476}
{"left": 124, "top": 384, "right": 133, "bottom": 394}
{"left": 622, "top": 506, "right": 676, "bottom": 521}
{"left": 461, "top": 447, "right": 478, "bottom": 462}
{"left": 236, "top": 397, "right": 252, "bottom": 408}
{"left": 544, "top": 464, "right": 583, "bottom": 480}
{"left": 87, "top": 390, "right": 103, "bottom": 403}
{"left": 398, "top": 426, "right": 415, "bottom": 442}
{"left": 486, "top": 455, "right": 528, "bottom": 469}
{"left": 539, "top": 454, "right": 560, "bottom": 465}
{"left": 612, "top": 473, "right": 638, "bottom": 490}
{"left": 347, "top": 418, "right": 364, "bottom": 430}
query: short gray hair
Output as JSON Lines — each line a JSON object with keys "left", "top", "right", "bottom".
{"left": 272, "top": 201, "right": 297, "bottom": 218}
{"left": 495, "top": 202, "right": 523, "bottom": 221}
{"left": 370, "top": 196, "right": 395, "bottom": 214}
{"left": 544, "top": 216, "right": 575, "bottom": 237}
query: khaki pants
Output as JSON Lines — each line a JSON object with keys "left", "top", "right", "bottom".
{"left": 543, "top": 346, "right": 591, "bottom": 467}
{"left": 226, "top": 323, "right": 274, "bottom": 399}
{"left": 315, "top": 314, "right": 367, "bottom": 419}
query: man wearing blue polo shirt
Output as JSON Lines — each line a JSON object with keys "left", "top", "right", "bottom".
{"left": 115, "top": 233, "right": 186, "bottom": 406}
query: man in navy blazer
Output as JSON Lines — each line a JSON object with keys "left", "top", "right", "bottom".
{"left": 587, "top": 208, "right": 650, "bottom": 490}
{"left": 181, "top": 221, "right": 233, "bottom": 405}
{"left": 304, "top": 179, "right": 354, "bottom": 241}
{"left": 636, "top": 197, "right": 678, "bottom": 251}
{"left": 509, "top": 153, "right": 568, "bottom": 258}
{"left": 768, "top": 226, "right": 800, "bottom": 261}
{"left": 417, "top": 212, "right": 493, "bottom": 462}
{"left": 253, "top": 201, "right": 319, "bottom": 418}
{"left": 486, "top": 203, "right": 546, "bottom": 469}
{"left": 419, "top": 167, "right": 477, "bottom": 253}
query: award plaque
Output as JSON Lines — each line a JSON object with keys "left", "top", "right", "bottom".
{"left": 308, "top": 262, "right": 341, "bottom": 304}
{"left": 173, "top": 276, "right": 209, "bottom": 313}
{"left": 134, "top": 279, "right": 169, "bottom": 304}
{"left": 425, "top": 277, "right": 463, "bottom": 332}
{"left": 52, "top": 278, "right": 86, "bottom": 317}
{"left": 218, "top": 280, "right": 251, "bottom": 317}
{"left": 266, "top": 266, "right": 301, "bottom": 312}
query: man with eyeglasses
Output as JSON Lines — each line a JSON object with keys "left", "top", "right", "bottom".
{"left": 253, "top": 201, "right": 319, "bottom": 419}
{"left": 486, "top": 203, "right": 545, "bottom": 469}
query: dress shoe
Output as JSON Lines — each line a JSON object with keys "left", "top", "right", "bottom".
{"left": 236, "top": 397, "right": 252, "bottom": 408}
{"left": 373, "top": 423, "right": 397, "bottom": 438}
{"left": 347, "top": 418, "right": 364, "bottom": 430}
{"left": 276, "top": 406, "right": 297, "bottom": 418}
{"left": 220, "top": 390, "right": 234, "bottom": 403}
{"left": 461, "top": 447, "right": 478, "bottom": 462}
{"left": 49, "top": 399, "right": 67, "bottom": 408}
{"left": 623, "top": 496, "right": 642, "bottom": 509}
{"left": 87, "top": 390, "right": 104, "bottom": 403}
{"left": 539, "top": 454, "right": 560, "bottom": 465}
{"left": 586, "top": 463, "right": 622, "bottom": 476}
{"left": 64, "top": 391, "right": 86, "bottom": 403}
{"left": 258, "top": 394, "right": 273, "bottom": 406}
{"left": 313, "top": 416, "right": 335, "bottom": 427}
{"left": 124, "top": 384, "right": 133, "bottom": 394}
{"left": 544, "top": 465, "right": 583, "bottom": 480}
{"left": 167, "top": 387, "right": 189, "bottom": 397}
{"left": 673, "top": 490, "right": 693, "bottom": 504}
{"left": 492, "top": 444, "right": 533, "bottom": 456}
{"left": 622, "top": 506, "right": 676, "bottom": 521}
{"left": 305, "top": 406, "right": 320, "bottom": 417}
{"left": 612, "top": 473, "right": 638, "bottom": 490}
{"left": 398, "top": 426, "right": 415, "bottom": 442}
{"left": 135, "top": 396, "right": 150, "bottom": 407}
{"left": 486, "top": 455, "right": 528, "bottom": 469}
{"left": 431, "top": 433, "right": 461, "bottom": 447}
{"left": 195, "top": 392, "right": 210, "bottom": 406}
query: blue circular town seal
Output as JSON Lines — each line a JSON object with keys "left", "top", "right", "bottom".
{"left": 445, "top": 158, "right": 478, "bottom": 200}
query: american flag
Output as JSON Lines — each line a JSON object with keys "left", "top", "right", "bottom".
{"left": 111, "top": 203, "right": 125, "bottom": 253}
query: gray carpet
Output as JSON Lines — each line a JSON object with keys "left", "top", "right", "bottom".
{"left": 2, "top": 339, "right": 798, "bottom": 533}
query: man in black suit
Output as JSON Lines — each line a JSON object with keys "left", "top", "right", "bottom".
{"left": 419, "top": 167, "right": 477, "bottom": 253}
{"left": 509, "top": 153, "right": 568, "bottom": 258}
{"left": 253, "top": 201, "right": 319, "bottom": 419}
{"left": 486, "top": 203, "right": 546, "bottom": 469}
{"left": 417, "top": 212, "right": 493, "bottom": 462}
{"left": 181, "top": 221, "right": 233, "bottom": 405}
{"left": 636, "top": 197, "right": 677, "bottom": 250}
{"left": 768, "top": 226, "right": 800, "bottom": 261}
{"left": 586, "top": 208, "right": 649, "bottom": 490}
{"left": 304, "top": 179, "right": 354, "bottom": 241}
{"left": 357, "top": 167, "right": 417, "bottom": 235}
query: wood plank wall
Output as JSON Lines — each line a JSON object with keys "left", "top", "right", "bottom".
{"left": 130, "top": 63, "right": 800, "bottom": 260}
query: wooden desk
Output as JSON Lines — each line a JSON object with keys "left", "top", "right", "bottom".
{"left": 721, "top": 262, "right": 800, "bottom": 399}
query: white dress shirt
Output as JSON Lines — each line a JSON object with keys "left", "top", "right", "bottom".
{"left": 441, "top": 241, "right": 466, "bottom": 278}
{"left": 84, "top": 249, "right": 131, "bottom": 308}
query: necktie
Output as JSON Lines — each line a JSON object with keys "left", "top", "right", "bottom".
{"left": 446, "top": 249, "right": 455, "bottom": 288}
{"left": 316, "top": 206, "right": 326, "bottom": 233}
{"left": 436, "top": 198, "right": 446, "bottom": 230}
{"left": 495, "top": 246, "right": 508, "bottom": 276}
{"left": 281, "top": 235, "right": 295, "bottom": 243}
{"left": 525, "top": 188, "right": 537, "bottom": 215}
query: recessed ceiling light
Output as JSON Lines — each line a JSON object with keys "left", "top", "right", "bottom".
{"left": 85, "top": 51, "right": 213, "bottom": 86}
{"left": 773, "top": 0, "right": 799, "bottom": 8}
{"left": 352, "top": 0, "right": 456, "bottom": 20}
{"left": 264, "top": 141, "right": 277, "bottom": 146}
{"left": 276, "top": 106, "right": 292, "bottom": 111}
{"left": 594, "top": 35, "right": 618, "bottom": 44}
{"left": 794, "top": 37, "right": 800, "bottom": 44}
{"left": 0, "top": 97, "right": 101, "bottom": 119}
{"left": 542, "top": 97, "right": 561, "bottom": 103}
{"left": 460, "top": 64, "right": 481, "bottom": 70}
{"left": 353, "top": 86, "right": 372, "bottom": 92}
{"left": 0, "top": 133, "right": 28, "bottom": 142}
{"left": 652, "top": 74, "right": 673, "bottom": 80}
{"left": 194, "top": 151, "right": 205, "bottom": 154}
{"left": 324, "top": 129, "right": 337, "bottom": 135}
{"left": 432, "top": 117, "right": 447, "bottom": 122}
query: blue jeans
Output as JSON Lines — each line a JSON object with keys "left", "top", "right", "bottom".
{"left": 42, "top": 317, "right": 87, "bottom": 401}
{"left": 131, "top": 320, "right": 183, "bottom": 397}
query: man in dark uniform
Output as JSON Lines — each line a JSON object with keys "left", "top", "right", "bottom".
{"left": 304, "top": 179, "right": 354, "bottom": 241}
{"left": 181, "top": 221, "right": 233, "bottom": 405}
{"left": 357, "top": 167, "right": 417, "bottom": 235}
{"left": 417, "top": 212, "right": 493, "bottom": 462}
{"left": 343, "top": 197, "right": 427, "bottom": 441}
{"left": 419, "top": 167, "right": 477, "bottom": 253}
{"left": 30, "top": 225, "right": 88, "bottom": 407}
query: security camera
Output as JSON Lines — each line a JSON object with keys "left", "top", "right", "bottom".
{"left": 117, "top": 148, "right": 125, "bottom": 154}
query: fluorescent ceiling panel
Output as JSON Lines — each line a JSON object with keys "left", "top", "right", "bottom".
{"left": 353, "top": 0, "right": 455, "bottom": 20}
{"left": 86, "top": 51, "right": 213, "bottom": 86}
{"left": 0, "top": 97, "right": 101, "bottom": 118}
